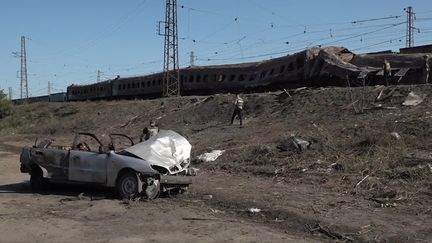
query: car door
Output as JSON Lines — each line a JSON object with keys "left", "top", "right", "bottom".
{"left": 68, "top": 150, "right": 108, "bottom": 184}
{"left": 31, "top": 148, "right": 69, "bottom": 180}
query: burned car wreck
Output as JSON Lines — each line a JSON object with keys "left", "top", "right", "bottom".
{"left": 20, "top": 130, "right": 193, "bottom": 199}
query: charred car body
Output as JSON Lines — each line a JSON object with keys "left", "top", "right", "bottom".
{"left": 20, "top": 130, "right": 192, "bottom": 199}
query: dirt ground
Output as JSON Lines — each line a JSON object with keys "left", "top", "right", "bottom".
{"left": 0, "top": 84, "right": 431, "bottom": 242}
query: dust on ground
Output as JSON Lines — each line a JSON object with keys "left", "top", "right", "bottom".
{"left": 0, "top": 84, "right": 431, "bottom": 242}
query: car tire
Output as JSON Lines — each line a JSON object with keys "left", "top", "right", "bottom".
{"left": 30, "top": 166, "right": 44, "bottom": 191}
{"left": 117, "top": 171, "right": 139, "bottom": 199}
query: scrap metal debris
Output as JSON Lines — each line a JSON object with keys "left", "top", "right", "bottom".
{"left": 390, "top": 132, "right": 401, "bottom": 140}
{"left": 402, "top": 91, "right": 424, "bottom": 106}
{"left": 197, "top": 150, "right": 225, "bottom": 162}
{"left": 291, "top": 136, "right": 311, "bottom": 152}
{"left": 307, "top": 223, "right": 354, "bottom": 242}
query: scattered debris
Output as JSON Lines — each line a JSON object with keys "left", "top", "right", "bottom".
{"left": 78, "top": 192, "right": 91, "bottom": 201}
{"left": 197, "top": 150, "right": 225, "bottom": 162}
{"left": 369, "top": 198, "right": 397, "bottom": 208}
{"left": 355, "top": 175, "right": 370, "bottom": 188}
{"left": 282, "top": 88, "right": 291, "bottom": 97}
{"left": 390, "top": 132, "right": 401, "bottom": 140}
{"left": 182, "top": 217, "right": 218, "bottom": 221}
{"left": 329, "top": 163, "right": 344, "bottom": 171}
{"left": 116, "top": 115, "right": 139, "bottom": 128}
{"left": 59, "top": 193, "right": 105, "bottom": 203}
{"left": 248, "top": 208, "right": 262, "bottom": 215}
{"left": 186, "top": 167, "right": 199, "bottom": 176}
{"left": 307, "top": 223, "right": 354, "bottom": 241}
{"left": 293, "top": 87, "right": 307, "bottom": 93}
{"left": 376, "top": 87, "right": 395, "bottom": 102}
{"left": 278, "top": 88, "right": 292, "bottom": 99}
{"left": 203, "top": 194, "right": 213, "bottom": 200}
{"left": 291, "top": 136, "right": 311, "bottom": 152}
{"left": 402, "top": 91, "right": 423, "bottom": 106}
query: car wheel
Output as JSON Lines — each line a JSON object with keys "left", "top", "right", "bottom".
{"left": 117, "top": 172, "right": 139, "bottom": 199}
{"left": 30, "top": 166, "right": 44, "bottom": 191}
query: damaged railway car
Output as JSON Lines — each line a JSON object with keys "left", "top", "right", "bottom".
{"left": 62, "top": 45, "right": 431, "bottom": 101}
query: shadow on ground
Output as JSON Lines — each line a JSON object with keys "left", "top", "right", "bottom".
{"left": 0, "top": 181, "right": 116, "bottom": 199}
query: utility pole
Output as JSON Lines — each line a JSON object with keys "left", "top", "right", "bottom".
{"left": 159, "top": 0, "right": 180, "bottom": 97}
{"left": 20, "top": 36, "right": 28, "bottom": 99}
{"left": 8, "top": 87, "right": 12, "bottom": 100}
{"left": 12, "top": 36, "right": 29, "bottom": 99}
{"left": 48, "top": 81, "right": 51, "bottom": 95}
{"left": 405, "top": 6, "right": 415, "bottom": 48}
{"left": 97, "top": 70, "right": 102, "bottom": 83}
{"left": 190, "top": 51, "right": 195, "bottom": 66}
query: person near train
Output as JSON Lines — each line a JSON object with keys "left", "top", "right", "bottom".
{"left": 230, "top": 94, "right": 244, "bottom": 126}
{"left": 423, "top": 55, "right": 430, "bottom": 84}
{"left": 140, "top": 120, "right": 159, "bottom": 142}
{"left": 383, "top": 59, "right": 391, "bottom": 85}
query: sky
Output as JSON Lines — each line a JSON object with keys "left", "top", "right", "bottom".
{"left": 0, "top": 0, "right": 431, "bottom": 98}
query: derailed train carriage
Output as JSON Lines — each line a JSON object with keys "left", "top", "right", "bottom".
{"left": 64, "top": 45, "right": 430, "bottom": 101}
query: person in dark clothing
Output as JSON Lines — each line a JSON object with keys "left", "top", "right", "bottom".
{"left": 423, "top": 55, "right": 430, "bottom": 84}
{"left": 140, "top": 120, "right": 159, "bottom": 142}
{"left": 230, "top": 94, "right": 244, "bottom": 126}
{"left": 383, "top": 59, "right": 391, "bottom": 85}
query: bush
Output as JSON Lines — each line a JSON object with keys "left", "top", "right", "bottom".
{"left": 0, "top": 90, "right": 12, "bottom": 119}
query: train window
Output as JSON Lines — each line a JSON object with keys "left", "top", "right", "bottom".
{"left": 140, "top": 82, "right": 144, "bottom": 88}
{"left": 238, "top": 74, "right": 245, "bottom": 81}
{"left": 269, "top": 68, "right": 274, "bottom": 75}
{"left": 152, "top": 80, "right": 156, "bottom": 86}
{"left": 249, "top": 74, "right": 256, "bottom": 81}
{"left": 203, "top": 75, "right": 208, "bottom": 82}
{"left": 230, "top": 74, "right": 236, "bottom": 81}
{"left": 218, "top": 74, "right": 226, "bottom": 82}
{"left": 212, "top": 74, "right": 217, "bottom": 82}
{"left": 260, "top": 71, "right": 267, "bottom": 79}
{"left": 133, "top": 83, "right": 136, "bottom": 88}
{"left": 180, "top": 75, "right": 184, "bottom": 82}
{"left": 127, "top": 83, "right": 130, "bottom": 89}
{"left": 189, "top": 76, "right": 194, "bottom": 83}
{"left": 279, "top": 65, "right": 286, "bottom": 73}
{"left": 158, "top": 79, "right": 161, "bottom": 85}
{"left": 196, "top": 75, "right": 201, "bottom": 82}
{"left": 287, "top": 63, "right": 294, "bottom": 71}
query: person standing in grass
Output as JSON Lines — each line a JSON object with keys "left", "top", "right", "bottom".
{"left": 230, "top": 94, "right": 244, "bottom": 126}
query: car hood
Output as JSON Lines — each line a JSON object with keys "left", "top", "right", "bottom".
{"left": 124, "top": 130, "right": 191, "bottom": 168}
